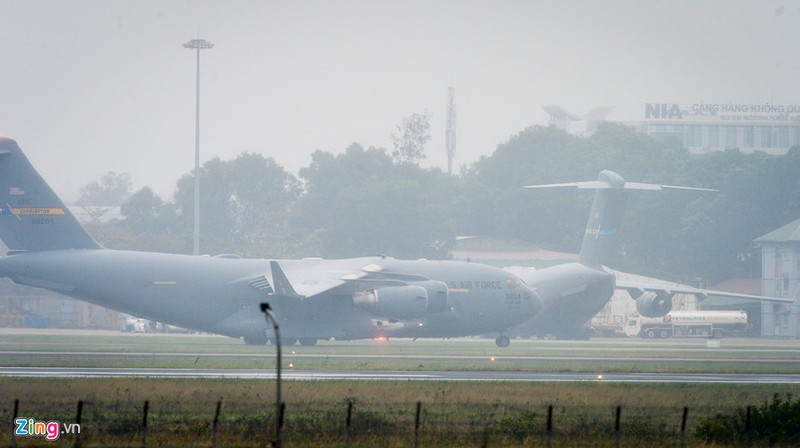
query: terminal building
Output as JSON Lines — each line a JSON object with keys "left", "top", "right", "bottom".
{"left": 545, "top": 102, "right": 800, "bottom": 155}
{"left": 756, "top": 219, "right": 800, "bottom": 338}
{"left": 638, "top": 103, "right": 800, "bottom": 154}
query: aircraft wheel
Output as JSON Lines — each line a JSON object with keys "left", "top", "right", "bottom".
{"left": 298, "top": 337, "right": 318, "bottom": 347}
{"left": 495, "top": 335, "right": 511, "bottom": 347}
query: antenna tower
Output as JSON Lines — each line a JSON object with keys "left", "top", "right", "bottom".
{"left": 445, "top": 87, "right": 457, "bottom": 175}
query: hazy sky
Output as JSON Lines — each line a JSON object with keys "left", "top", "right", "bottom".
{"left": 1, "top": 0, "right": 798, "bottom": 201}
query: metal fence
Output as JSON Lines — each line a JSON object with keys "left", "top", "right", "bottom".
{"left": 7, "top": 398, "right": 727, "bottom": 447}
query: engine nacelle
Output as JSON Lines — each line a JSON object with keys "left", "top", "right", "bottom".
{"left": 635, "top": 291, "right": 673, "bottom": 318}
{"left": 408, "top": 280, "right": 449, "bottom": 314}
{"left": 353, "top": 285, "right": 429, "bottom": 319}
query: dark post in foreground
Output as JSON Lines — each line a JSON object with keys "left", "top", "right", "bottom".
{"left": 261, "top": 302, "right": 282, "bottom": 448}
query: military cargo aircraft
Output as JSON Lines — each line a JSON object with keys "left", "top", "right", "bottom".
{"left": 507, "top": 170, "right": 793, "bottom": 339}
{"left": 0, "top": 138, "right": 542, "bottom": 346}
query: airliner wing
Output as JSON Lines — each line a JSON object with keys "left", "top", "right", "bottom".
{"left": 616, "top": 280, "right": 795, "bottom": 304}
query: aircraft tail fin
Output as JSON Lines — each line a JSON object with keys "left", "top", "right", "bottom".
{"left": 0, "top": 138, "right": 101, "bottom": 252}
{"left": 525, "top": 170, "right": 715, "bottom": 266}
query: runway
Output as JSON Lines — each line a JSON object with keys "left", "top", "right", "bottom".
{"left": 3, "top": 332, "right": 800, "bottom": 383}
{"left": 3, "top": 350, "right": 800, "bottom": 364}
{"left": 2, "top": 366, "right": 800, "bottom": 384}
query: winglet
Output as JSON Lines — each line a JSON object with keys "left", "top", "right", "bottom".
{"left": 270, "top": 261, "right": 301, "bottom": 297}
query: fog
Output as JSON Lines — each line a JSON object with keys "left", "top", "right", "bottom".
{"left": 1, "top": 0, "right": 798, "bottom": 200}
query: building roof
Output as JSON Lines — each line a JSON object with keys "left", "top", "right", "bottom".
{"left": 754, "top": 217, "right": 800, "bottom": 243}
{"left": 452, "top": 236, "right": 577, "bottom": 263}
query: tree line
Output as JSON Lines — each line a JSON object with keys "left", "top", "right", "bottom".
{"left": 79, "top": 120, "right": 800, "bottom": 284}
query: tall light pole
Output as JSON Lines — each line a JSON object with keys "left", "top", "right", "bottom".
{"left": 183, "top": 38, "right": 213, "bottom": 256}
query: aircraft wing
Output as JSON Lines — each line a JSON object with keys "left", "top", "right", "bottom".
{"left": 241, "top": 258, "right": 425, "bottom": 300}
{"left": 616, "top": 280, "right": 795, "bottom": 304}
{"left": 268, "top": 260, "right": 373, "bottom": 298}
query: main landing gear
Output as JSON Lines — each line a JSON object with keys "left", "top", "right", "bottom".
{"left": 495, "top": 335, "right": 511, "bottom": 347}
{"left": 243, "top": 332, "right": 268, "bottom": 345}
{"left": 298, "top": 337, "right": 318, "bottom": 346}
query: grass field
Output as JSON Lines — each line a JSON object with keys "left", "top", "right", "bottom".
{"left": 4, "top": 377, "right": 800, "bottom": 447}
{"left": 3, "top": 330, "right": 800, "bottom": 446}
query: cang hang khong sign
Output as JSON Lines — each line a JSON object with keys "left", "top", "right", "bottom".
{"left": 645, "top": 103, "right": 800, "bottom": 121}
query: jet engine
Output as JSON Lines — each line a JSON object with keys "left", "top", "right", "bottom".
{"left": 634, "top": 291, "right": 673, "bottom": 318}
{"left": 353, "top": 285, "right": 429, "bottom": 319}
{"left": 408, "top": 280, "right": 449, "bottom": 313}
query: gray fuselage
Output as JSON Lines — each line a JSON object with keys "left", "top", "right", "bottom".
{"left": 0, "top": 249, "right": 542, "bottom": 343}
{"left": 508, "top": 262, "right": 616, "bottom": 338}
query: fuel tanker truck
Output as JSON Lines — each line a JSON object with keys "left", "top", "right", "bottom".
{"left": 624, "top": 310, "right": 749, "bottom": 339}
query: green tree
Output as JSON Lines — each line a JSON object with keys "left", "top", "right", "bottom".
{"left": 672, "top": 148, "right": 798, "bottom": 281}
{"left": 298, "top": 143, "right": 395, "bottom": 233}
{"left": 122, "top": 187, "right": 167, "bottom": 231}
{"left": 172, "top": 152, "right": 303, "bottom": 257}
{"left": 82, "top": 187, "right": 184, "bottom": 253}
{"left": 463, "top": 125, "right": 587, "bottom": 250}
{"left": 390, "top": 112, "right": 431, "bottom": 165}
{"left": 76, "top": 171, "right": 133, "bottom": 206}
{"left": 297, "top": 144, "right": 458, "bottom": 258}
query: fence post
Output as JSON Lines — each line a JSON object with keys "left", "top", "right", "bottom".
{"left": 211, "top": 401, "right": 221, "bottom": 448}
{"left": 614, "top": 405, "right": 621, "bottom": 448}
{"left": 745, "top": 405, "right": 751, "bottom": 431}
{"left": 745, "top": 405, "right": 752, "bottom": 446}
{"left": 680, "top": 406, "right": 688, "bottom": 448}
{"left": 413, "top": 401, "right": 421, "bottom": 448}
{"left": 11, "top": 399, "right": 19, "bottom": 448}
{"left": 141, "top": 400, "right": 149, "bottom": 448}
{"left": 74, "top": 400, "right": 83, "bottom": 448}
{"left": 345, "top": 401, "right": 352, "bottom": 448}
{"left": 546, "top": 405, "right": 553, "bottom": 448}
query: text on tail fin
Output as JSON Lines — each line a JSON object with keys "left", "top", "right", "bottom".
{"left": 0, "top": 138, "right": 100, "bottom": 251}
